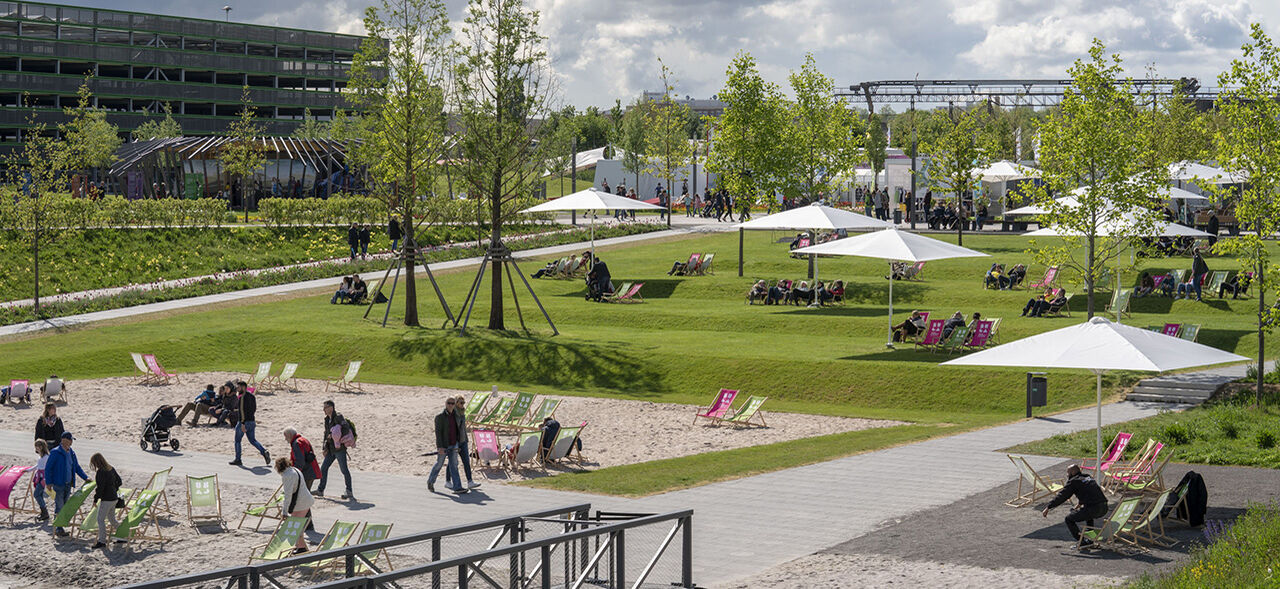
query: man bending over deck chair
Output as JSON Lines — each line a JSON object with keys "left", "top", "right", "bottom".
{"left": 1041, "top": 464, "right": 1109, "bottom": 548}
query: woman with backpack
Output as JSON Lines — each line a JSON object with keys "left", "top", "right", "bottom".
{"left": 274, "top": 457, "right": 314, "bottom": 554}
{"left": 316, "top": 400, "right": 355, "bottom": 501}
{"left": 284, "top": 427, "right": 321, "bottom": 530}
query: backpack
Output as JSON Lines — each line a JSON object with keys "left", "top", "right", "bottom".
{"left": 343, "top": 418, "right": 358, "bottom": 448}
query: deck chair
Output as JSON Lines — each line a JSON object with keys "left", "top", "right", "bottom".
{"left": 723, "top": 396, "right": 768, "bottom": 427}
{"left": 1178, "top": 324, "right": 1200, "bottom": 342}
{"left": 962, "top": 320, "right": 993, "bottom": 352}
{"left": 1105, "top": 442, "right": 1164, "bottom": 492}
{"left": 142, "top": 354, "right": 179, "bottom": 385}
{"left": 140, "top": 467, "right": 174, "bottom": 515}
{"left": 41, "top": 378, "right": 67, "bottom": 404}
{"left": 471, "top": 430, "right": 503, "bottom": 468}
{"left": 0, "top": 466, "right": 32, "bottom": 523}
{"left": 1077, "top": 496, "right": 1143, "bottom": 552}
{"left": 1107, "top": 288, "right": 1133, "bottom": 320}
{"left": 1169, "top": 269, "right": 1187, "bottom": 290}
{"left": 937, "top": 326, "right": 969, "bottom": 354}
{"left": 1044, "top": 292, "right": 1073, "bottom": 318}
{"left": 1207, "top": 271, "right": 1229, "bottom": 295}
{"left": 324, "top": 361, "right": 364, "bottom": 393}
{"left": 695, "top": 253, "right": 715, "bottom": 275}
{"left": 185, "top": 474, "right": 223, "bottom": 530}
{"left": 505, "top": 431, "right": 543, "bottom": 470}
{"left": 544, "top": 425, "right": 583, "bottom": 463}
{"left": 1122, "top": 488, "right": 1178, "bottom": 548}
{"left": 693, "top": 388, "right": 739, "bottom": 425}
{"left": 603, "top": 281, "right": 631, "bottom": 300}
{"left": 79, "top": 487, "right": 134, "bottom": 539}
{"left": 1115, "top": 451, "right": 1173, "bottom": 495}
{"left": 496, "top": 392, "right": 536, "bottom": 430}
{"left": 131, "top": 353, "right": 158, "bottom": 385}
{"left": 50, "top": 481, "right": 96, "bottom": 530}
{"left": 113, "top": 489, "right": 165, "bottom": 546}
{"left": 1160, "top": 323, "right": 1181, "bottom": 337}
{"left": 678, "top": 253, "right": 700, "bottom": 275}
{"left": 987, "top": 317, "right": 1003, "bottom": 344}
{"left": 238, "top": 485, "right": 285, "bottom": 531}
{"left": 247, "top": 362, "right": 272, "bottom": 389}
{"left": 464, "top": 391, "right": 492, "bottom": 423}
{"left": 1005, "top": 455, "right": 1064, "bottom": 508}
{"left": 478, "top": 398, "right": 515, "bottom": 425}
{"left": 914, "top": 320, "right": 946, "bottom": 350}
{"left": 1080, "top": 432, "right": 1132, "bottom": 475}
{"left": 609, "top": 282, "right": 645, "bottom": 303}
{"left": 525, "top": 398, "right": 561, "bottom": 427}
{"left": 904, "top": 261, "right": 926, "bottom": 280}
{"left": 247, "top": 516, "right": 309, "bottom": 564}
{"left": 1029, "top": 266, "right": 1059, "bottom": 290}
{"left": 350, "top": 523, "right": 395, "bottom": 575}
{"left": 303, "top": 520, "right": 365, "bottom": 579}
{"left": 262, "top": 362, "right": 300, "bottom": 392}
{"left": 5, "top": 380, "right": 29, "bottom": 405}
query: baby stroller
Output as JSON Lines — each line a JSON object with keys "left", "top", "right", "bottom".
{"left": 141, "top": 405, "right": 180, "bottom": 452}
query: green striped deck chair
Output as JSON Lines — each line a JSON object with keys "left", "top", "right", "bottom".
{"left": 1121, "top": 488, "right": 1178, "bottom": 549}
{"left": 78, "top": 487, "right": 133, "bottom": 539}
{"left": 247, "top": 362, "right": 272, "bottom": 389}
{"left": 1207, "top": 271, "right": 1229, "bottom": 295}
{"left": 524, "top": 398, "right": 560, "bottom": 427}
{"left": 478, "top": 398, "right": 514, "bottom": 425}
{"left": 113, "top": 489, "right": 164, "bottom": 545}
{"left": 1170, "top": 269, "right": 1187, "bottom": 287}
{"left": 464, "top": 391, "right": 492, "bottom": 422}
{"left": 723, "top": 396, "right": 768, "bottom": 427}
{"left": 238, "top": 484, "right": 285, "bottom": 531}
{"left": 937, "top": 326, "right": 970, "bottom": 354}
{"left": 247, "top": 516, "right": 309, "bottom": 564}
{"left": 1178, "top": 323, "right": 1200, "bottom": 342}
{"left": 50, "top": 481, "right": 95, "bottom": 529}
{"left": 1078, "top": 496, "right": 1143, "bottom": 551}
{"left": 186, "top": 474, "right": 223, "bottom": 529}
{"left": 303, "top": 520, "right": 362, "bottom": 579}
{"left": 352, "top": 523, "right": 394, "bottom": 574}
{"left": 1005, "top": 456, "right": 1062, "bottom": 508}
{"left": 544, "top": 425, "right": 584, "bottom": 463}
{"left": 495, "top": 392, "right": 536, "bottom": 430}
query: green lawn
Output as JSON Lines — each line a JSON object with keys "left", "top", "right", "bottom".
{"left": 0, "top": 229, "right": 1271, "bottom": 494}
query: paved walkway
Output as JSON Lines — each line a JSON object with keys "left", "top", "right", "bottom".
{"left": 0, "top": 400, "right": 1166, "bottom": 585}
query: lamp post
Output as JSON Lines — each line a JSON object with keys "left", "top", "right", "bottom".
{"left": 222, "top": 6, "right": 232, "bottom": 21}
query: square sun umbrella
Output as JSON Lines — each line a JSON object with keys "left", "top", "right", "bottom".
{"left": 943, "top": 317, "right": 1246, "bottom": 471}
{"left": 521, "top": 188, "right": 666, "bottom": 263}
{"left": 735, "top": 203, "right": 892, "bottom": 287}
{"left": 792, "top": 228, "right": 988, "bottom": 347}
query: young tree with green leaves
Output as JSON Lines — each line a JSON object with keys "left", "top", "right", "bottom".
{"left": 1, "top": 119, "right": 65, "bottom": 317}
{"left": 1211, "top": 23, "right": 1280, "bottom": 405}
{"left": 921, "top": 107, "right": 997, "bottom": 245}
{"left": 1031, "top": 40, "right": 1168, "bottom": 318}
{"left": 705, "top": 51, "right": 788, "bottom": 213}
{"left": 220, "top": 86, "right": 266, "bottom": 224}
{"left": 61, "top": 82, "right": 122, "bottom": 181}
{"left": 131, "top": 102, "right": 182, "bottom": 141}
{"left": 865, "top": 110, "right": 888, "bottom": 192}
{"left": 786, "top": 53, "right": 862, "bottom": 204}
{"left": 643, "top": 59, "right": 695, "bottom": 227}
{"left": 347, "top": 0, "right": 452, "bottom": 328}
{"left": 453, "top": 0, "right": 556, "bottom": 331}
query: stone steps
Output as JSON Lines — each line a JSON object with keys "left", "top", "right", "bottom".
{"left": 1126, "top": 375, "right": 1234, "bottom": 405}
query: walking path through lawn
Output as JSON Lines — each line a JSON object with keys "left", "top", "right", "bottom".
{"left": 0, "top": 399, "right": 1168, "bottom": 585}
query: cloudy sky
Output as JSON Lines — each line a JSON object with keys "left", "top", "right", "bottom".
{"left": 79, "top": 0, "right": 1280, "bottom": 108}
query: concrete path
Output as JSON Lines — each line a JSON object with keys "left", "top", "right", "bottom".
{"left": 0, "top": 400, "right": 1167, "bottom": 585}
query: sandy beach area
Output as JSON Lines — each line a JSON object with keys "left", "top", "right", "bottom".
{"left": 715, "top": 552, "right": 1122, "bottom": 588}
{"left": 0, "top": 373, "right": 903, "bottom": 482}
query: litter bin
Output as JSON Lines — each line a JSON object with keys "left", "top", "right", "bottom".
{"left": 1026, "top": 372, "right": 1047, "bottom": 417}
{"left": 894, "top": 209, "right": 902, "bottom": 224}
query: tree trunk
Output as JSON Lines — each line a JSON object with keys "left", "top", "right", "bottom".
{"left": 402, "top": 206, "right": 419, "bottom": 327}
{"left": 1258, "top": 259, "right": 1265, "bottom": 407}
{"left": 33, "top": 195, "right": 40, "bottom": 317}
{"left": 1086, "top": 234, "right": 1096, "bottom": 319}
{"left": 487, "top": 173, "right": 505, "bottom": 330}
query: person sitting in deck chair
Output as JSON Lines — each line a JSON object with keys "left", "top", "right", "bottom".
{"left": 1220, "top": 273, "right": 1250, "bottom": 299}
{"left": 941, "top": 311, "right": 966, "bottom": 339}
{"left": 40, "top": 375, "right": 66, "bottom": 403}
{"left": 1041, "top": 464, "right": 1109, "bottom": 548}
{"left": 892, "top": 311, "right": 927, "bottom": 343}
{"left": 747, "top": 280, "right": 768, "bottom": 305}
{"left": 532, "top": 259, "right": 560, "bottom": 279}
{"left": 816, "top": 281, "right": 836, "bottom": 306}
{"left": 177, "top": 384, "right": 218, "bottom": 426}
{"left": 330, "top": 276, "right": 353, "bottom": 305}
{"left": 1022, "top": 289, "right": 1056, "bottom": 318}
{"left": 348, "top": 277, "right": 368, "bottom": 304}
{"left": 210, "top": 384, "right": 239, "bottom": 427}
{"left": 788, "top": 233, "right": 807, "bottom": 250}
{"left": 1134, "top": 272, "right": 1155, "bottom": 298}
{"left": 789, "top": 281, "right": 815, "bottom": 306}
{"left": 985, "top": 263, "right": 1010, "bottom": 290}
{"left": 539, "top": 417, "right": 561, "bottom": 461}
{"left": 1007, "top": 264, "right": 1027, "bottom": 289}
{"left": 767, "top": 280, "right": 789, "bottom": 305}
{"left": 888, "top": 262, "right": 909, "bottom": 281}
{"left": 0, "top": 381, "right": 30, "bottom": 404}
{"left": 829, "top": 280, "right": 845, "bottom": 303}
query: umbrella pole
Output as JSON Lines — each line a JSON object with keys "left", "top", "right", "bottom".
{"left": 1094, "top": 369, "right": 1103, "bottom": 474}
{"left": 886, "top": 261, "right": 894, "bottom": 348}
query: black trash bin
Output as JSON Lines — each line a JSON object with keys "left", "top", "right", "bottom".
{"left": 894, "top": 209, "right": 902, "bottom": 224}
{"left": 1026, "top": 372, "right": 1047, "bottom": 417}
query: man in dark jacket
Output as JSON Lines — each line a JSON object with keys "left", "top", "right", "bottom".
{"left": 1191, "top": 248, "right": 1210, "bottom": 302}
{"left": 318, "top": 400, "right": 355, "bottom": 500}
{"left": 46, "top": 432, "right": 89, "bottom": 536}
{"left": 427, "top": 398, "right": 466, "bottom": 494}
{"left": 346, "top": 222, "right": 360, "bottom": 260}
{"left": 387, "top": 218, "right": 402, "bottom": 252}
{"left": 358, "top": 223, "right": 372, "bottom": 259}
{"left": 1042, "top": 464, "right": 1109, "bottom": 546}
{"left": 229, "top": 382, "right": 270, "bottom": 466}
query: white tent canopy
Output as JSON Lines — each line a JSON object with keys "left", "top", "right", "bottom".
{"left": 735, "top": 203, "right": 891, "bottom": 232}
{"left": 1005, "top": 184, "right": 1208, "bottom": 217}
{"left": 521, "top": 189, "right": 664, "bottom": 259}
{"left": 1024, "top": 217, "right": 1212, "bottom": 238}
{"left": 1169, "top": 161, "right": 1245, "bottom": 184}
{"left": 943, "top": 317, "right": 1246, "bottom": 468}
{"left": 973, "top": 160, "right": 1039, "bottom": 182}
{"left": 793, "top": 229, "right": 988, "bottom": 346}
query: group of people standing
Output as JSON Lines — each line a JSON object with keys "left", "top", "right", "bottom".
{"left": 29, "top": 417, "right": 122, "bottom": 549}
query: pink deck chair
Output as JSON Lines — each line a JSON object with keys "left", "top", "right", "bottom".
{"left": 142, "top": 354, "right": 179, "bottom": 385}
{"left": 1080, "top": 432, "right": 1132, "bottom": 474}
{"left": 1030, "top": 266, "right": 1059, "bottom": 289}
{"left": 684, "top": 253, "right": 701, "bottom": 273}
{"left": 1151, "top": 275, "right": 1167, "bottom": 291}
{"left": 5, "top": 380, "right": 30, "bottom": 404}
{"left": 962, "top": 320, "right": 994, "bottom": 351}
{"left": 914, "top": 319, "right": 946, "bottom": 350}
{"left": 612, "top": 282, "right": 644, "bottom": 303}
{"left": 1161, "top": 323, "right": 1181, "bottom": 337}
{"left": 1107, "top": 442, "right": 1164, "bottom": 488}
{"left": 693, "top": 389, "right": 739, "bottom": 425}
{"left": 917, "top": 311, "right": 930, "bottom": 323}
{"left": 0, "top": 465, "right": 32, "bottom": 510}
{"left": 471, "top": 429, "right": 502, "bottom": 468}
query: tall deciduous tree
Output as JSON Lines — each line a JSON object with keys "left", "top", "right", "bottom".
{"left": 348, "top": 0, "right": 451, "bottom": 327}
{"left": 1030, "top": 40, "right": 1167, "bottom": 318}
{"left": 643, "top": 59, "right": 695, "bottom": 226}
{"left": 921, "top": 107, "right": 997, "bottom": 245}
{"left": 786, "top": 54, "right": 862, "bottom": 204}
{"left": 1212, "top": 23, "right": 1280, "bottom": 405}
{"left": 61, "top": 82, "right": 122, "bottom": 178}
{"left": 220, "top": 86, "right": 266, "bottom": 223}
{"left": 131, "top": 102, "right": 182, "bottom": 141}
{"left": 453, "top": 0, "right": 555, "bottom": 330}
{"left": 706, "top": 51, "right": 787, "bottom": 211}
{"left": 2, "top": 117, "right": 65, "bottom": 316}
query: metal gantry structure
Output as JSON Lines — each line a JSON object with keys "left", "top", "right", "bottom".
{"left": 840, "top": 78, "right": 1220, "bottom": 112}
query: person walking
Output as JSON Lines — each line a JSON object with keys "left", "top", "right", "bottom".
{"left": 229, "top": 382, "right": 270, "bottom": 466}
{"left": 427, "top": 398, "right": 466, "bottom": 494}
{"left": 453, "top": 395, "right": 480, "bottom": 490}
{"left": 32, "top": 440, "right": 50, "bottom": 521}
{"left": 1191, "top": 247, "right": 1210, "bottom": 302}
{"left": 316, "top": 400, "right": 355, "bottom": 500}
{"left": 275, "top": 458, "right": 315, "bottom": 554}
{"left": 284, "top": 426, "right": 320, "bottom": 530}
{"left": 387, "top": 217, "right": 402, "bottom": 252}
{"left": 89, "top": 453, "right": 123, "bottom": 549}
{"left": 346, "top": 222, "right": 359, "bottom": 261}
{"left": 46, "top": 432, "right": 89, "bottom": 536}
{"left": 359, "top": 223, "right": 372, "bottom": 259}
{"left": 35, "top": 403, "right": 64, "bottom": 449}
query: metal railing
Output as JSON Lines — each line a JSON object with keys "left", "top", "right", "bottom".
{"left": 117, "top": 504, "right": 593, "bottom": 589}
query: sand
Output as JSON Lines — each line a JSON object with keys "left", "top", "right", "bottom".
{"left": 714, "top": 552, "right": 1122, "bottom": 589}
{"left": 1, "top": 373, "right": 903, "bottom": 483}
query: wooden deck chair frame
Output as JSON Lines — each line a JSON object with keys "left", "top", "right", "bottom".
{"left": 1029, "top": 266, "right": 1059, "bottom": 290}
{"left": 40, "top": 378, "right": 67, "bottom": 404}
{"left": 238, "top": 484, "right": 285, "bottom": 531}
{"left": 544, "top": 425, "right": 585, "bottom": 464}
{"left": 141, "top": 467, "right": 175, "bottom": 516}
{"left": 1, "top": 466, "right": 34, "bottom": 524}
{"left": 1105, "top": 441, "right": 1162, "bottom": 492}
{"left": 723, "top": 396, "right": 768, "bottom": 427}
{"left": 1121, "top": 488, "right": 1178, "bottom": 548}
{"left": 987, "top": 317, "right": 1003, "bottom": 344}
{"left": 302, "top": 520, "right": 363, "bottom": 579}
{"left": 937, "top": 326, "right": 970, "bottom": 354}
{"left": 1108, "top": 288, "right": 1133, "bottom": 320}
{"left": 142, "top": 353, "right": 180, "bottom": 385}
{"left": 350, "top": 523, "right": 395, "bottom": 575}
{"left": 1005, "top": 455, "right": 1064, "bottom": 508}
{"left": 5, "top": 379, "right": 29, "bottom": 405}
{"left": 185, "top": 474, "right": 223, "bottom": 531}
{"left": 131, "top": 353, "right": 158, "bottom": 385}
{"left": 324, "top": 361, "right": 364, "bottom": 393}
{"left": 269, "top": 362, "right": 301, "bottom": 392}
{"left": 1080, "top": 432, "right": 1132, "bottom": 475}
{"left": 78, "top": 487, "right": 135, "bottom": 540}
{"left": 1044, "top": 292, "right": 1073, "bottom": 318}
{"left": 247, "top": 362, "right": 272, "bottom": 389}
{"left": 602, "top": 281, "right": 631, "bottom": 302}
{"left": 693, "top": 389, "right": 739, "bottom": 425}
{"left": 619, "top": 282, "right": 645, "bottom": 303}
{"left": 248, "top": 516, "right": 310, "bottom": 564}
{"left": 470, "top": 429, "right": 504, "bottom": 470}
{"left": 496, "top": 392, "right": 537, "bottom": 430}
{"left": 113, "top": 489, "right": 166, "bottom": 548}
{"left": 464, "top": 391, "right": 492, "bottom": 423}
{"left": 523, "top": 398, "right": 561, "bottom": 428}
{"left": 478, "top": 397, "right": 515, "bottom": 426}
{"left": 1077, "top": 495, "right": 1144, "bottom": 552}
{"left": 1178, "top": 324, "right": 1200, "bottom": 342}
{"left": 695, "top": 253, "right": 716, "bottom": 275}
{"left": 1207, "top": 271, "right": 1229, "bottom": 296}
{"left": 505, "top": 431, "right": 544, "bottom": 471}
{"left": 49, "top": 481, "right": 96, "bottom": 531}
{"left": 1116, "top": 452, "right": 1173, "bottom": 495}
{"left": 914, "top": 319, "right": 946, "bottom": 350}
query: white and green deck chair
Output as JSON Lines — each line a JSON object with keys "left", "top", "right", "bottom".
{"left": 1004, "top": 455, "right": 1063, "bottom": 508}
{"left": 1107, "top": 288, "right": 1133, "bottom": 320}
{"left": 266, "top": 362, "right": 300, "bottom": 392}
{"left": 238, "top": 484, "right": 285, "bottom": 531}
{"left": 1170, "top": 269, "right": 1187, "bottom": 287}
{"left": 1207, "top": 271, "right": 1229, "bottom": 296}
{"left": 694, "top": 252, "right": 716, "bottom": 275}
{"left": 351, "top": 523, "right": 395, "bottom": 575}
{"left": 464, "top": 391, "right": 492, "bottom": 423}
{"left": 723, "top": 396, "right": 768, "bottom": 427}
{"left": 113, "top": 489, "right": 165, "bottom": 546}
{"left": 50, "top": 481, "right": 95, "bottom": 531}
{"left": 186, "top": 474, "right": 223, "bottom": 530}
{"left": 505, "top": 431, "right": 544, "bottom": 470}
{"left": 140, "top": 467, "right": 174, "bottom": 515}
{"left": 544, "top": 425, "right": 584, "bottom": 463}
{"left": 78, "top": 487, "right": 134, "bottom": 539}
{"left": 131, "top": 353, "right": 158, "bottom": 385}
{"left": 302, "top": 520, "right": 362, "bottom": 579}
{"left": 324, "top": 361, "right": 364, "bottom": 393}
{"left": 247, "top": 516, "right": 310, "bottom": 564}
{"left": 1077, "top": 495, "right": 1143, "bottom": 552}
{"left": 247, "top": 362, "right": 272, "bottom": 389}
{"left": 496, "top": 392, "right": 536, "bottom": 430}
{"left": 478, "top": 398, "right": 514, "bottom": 426}
{"left": 1178, "top": 324, "right": 1200, "bottom": 342}
{"left": 524, "top": 398, "right": 560, "bottom": 427}
{"left": 1121, "top": 488, "right": 1178, "bottom": 548}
